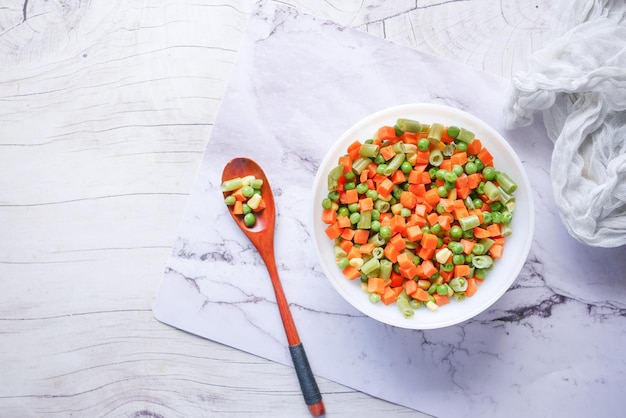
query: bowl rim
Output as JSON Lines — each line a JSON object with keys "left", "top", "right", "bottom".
{"left": 310, "top": 103, "right": 535, "bottom": 330}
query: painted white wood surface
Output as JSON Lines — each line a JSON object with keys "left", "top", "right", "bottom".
{"left": 0, "top": 1, "right": 554, "bottom": 416}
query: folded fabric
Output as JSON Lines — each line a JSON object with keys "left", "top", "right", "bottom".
{"left": 506, "top": 0, "right": 626, "bottom": 247}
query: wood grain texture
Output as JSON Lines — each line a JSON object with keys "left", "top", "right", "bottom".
{"left": 0, "top": 1, "right": 553, "bottom": 416}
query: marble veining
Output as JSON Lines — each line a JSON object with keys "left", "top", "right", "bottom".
{"left": 153, "top": 2, "right": 626, "bottom": 417}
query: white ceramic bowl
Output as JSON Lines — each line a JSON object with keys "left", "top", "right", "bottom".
{"left": 311, "top": 103, "right": 534, "bottom": 329}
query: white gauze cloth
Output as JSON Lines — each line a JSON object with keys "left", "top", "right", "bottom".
{"left": 506, "top": 0, "right": 626, "bottom": 247}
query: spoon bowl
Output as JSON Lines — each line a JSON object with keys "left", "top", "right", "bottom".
{"left": 222, "top": 157, "right": 325, "bottom": 417}
{"left": 222, "top": 157, "right": 276, "bottom": 248}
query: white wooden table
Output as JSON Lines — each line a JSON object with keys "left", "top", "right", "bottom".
{"left": 0, "top": 1, "right": 555, "bottom": 416}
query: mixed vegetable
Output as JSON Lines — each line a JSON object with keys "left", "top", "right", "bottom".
{"left": 321, "top": 118, "right": 517, "bottom": 318}
{"left": 222, "top": 176, "right": 265, "bottom": 227}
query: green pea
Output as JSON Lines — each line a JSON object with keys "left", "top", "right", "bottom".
{"left": 242, "top": 203, "right": 252, "bottom": 215}
{"left": 476, "top": 182, "right": 486, "bottom": 195}
{"left": 474, "top": 159, "right": 484, "bottom": 172}
{"left": 366, "top": 189, "right": 378, "bottom": 200}
{"left": 428, "top": 167, "right": 438, "bottom": 178}
{"left": 322, "top": 198, "right": 332, "bottom": 210}
{"left": 475, "top": 268, "right": 487, "bottom": 279}
{"left": 430, "top": 223, "right": 442, "bottom": 235}
{"left": 337, "top": 206, "right": 350, "bottom": 217}
{"left": 462, "top": 229, "right": 474, "bottom": 239}
{"left": 328, "top": 191, "right": 340, "bottom": 202}
{"left": 401, "top": 161, "right": 413, "bottom": 174}
{"left": 437, "top": 237, "right": 444, "bottom": 248}
{"left": 418, "top": 138, "right": 430, "bottom": 151}
{"left": 441, "top": 262, "right": 454, "bottom": 272}
{"left": 482, "top": 211, "right": 492, "bottom": 224}
{"left": 421, "top": 225, "right": 431, "bottom": 234}
{"left": 379, "top": 226, "right": 392, "bottom": 239}
{"left": 436, "top": 203, "right": 446, "bottom": 214}
{"left": 243, "top": 213, "right": 256, "bottom": 227}
{"left": 444, "top": 181, "right": 456, "bottom": 190}
{"left": 377, "top": 164, "right": 388, "bottom": 175}
{"left": 482, "top": 166, "right": 497, "bottom": 181}
{"left": 452, "top": 165, "right": 464, "bottom": 176}
{"left": 356, "top": 183, "right": 369, "bottom": 194}
{"left": 337, "top": 257, "right": 350, "bottom": 269}
{"left": 447, "top": 126, "right": 460, "bottom": 138}
{"left": 465, "top": 254, "right": 474, "bottom": 264}
{"left": 449, "top": 241, "right": 464, "bottom": 254}
{"left": 473, "top": 198, "right": 483, "bottom": 209}
{"left": 400, "top": 208, "right": 412, "bottom": 218}
{"left": 224, "top": 195, "right": 236, "bottom": 206}
{"left": 369, "top": 293, "right": 381, "bottom": 303}
{"left": 449, "top": 225, "right": 463, "bottom": 239}
{"left": 492, "top": 211, "right": 503, "bottom": 224}
{"left": 436, "top": 169, "right": 447, "bottom": 180}
{"left": 371, "top": 209, "right": 380, "bottom": 221}
{"left": 428, "top": 283, "right": 438, "bottom": 295}
{"left": 344, "top": 171, "right": 355, "bottom": 181}
{"left": 472, "top": 243, "right": 485, "bottom": 255}
{"left": 348, "top": 203, "right": 359, "bottom": 212}
{"left": 444, "top": 171, "right": 458, "bottom": 183}
{"left": 344, "top": 181, "right": 356, "bottom": 190}
{"left": 374, "top": 155, "right": 385, "bottom": 165}
{"left": 502, "top": 211, "right": 513, "bottom": 224}
{"left": 436, "top": 284, "right": 449, "bottom": 295}
{"left": 437, "top": 186, "right": 449, "bottom": 197}
{"left": 452, "top": 254, "right": 466, "bottom": 265}
{"left": 465, "top": 162, "right": 478, "bottom": 174}
{"left": 349, "top": 212, "right": 360, "bottom": 224}
{"left": 490, "top": 201, "right": 504, "bottom": 212}
{"left": 455, "top": 142, "right": 468, "bottom": 152}
{"left": 241, "top": 185, "right": 254, "bottom": 198}
{"left": 371, "top": 220, "right": 381, "bottom": 232}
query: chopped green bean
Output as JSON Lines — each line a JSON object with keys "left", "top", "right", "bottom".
{"left": 483, "top": 181, "right": 501, "bottom": 201}
{"left": 383, "top": 153, "right": 406, "bottom": 176}
{"left": 397, "top": 118, "right": 422, "bottom": 133}
{"left": 449, "top": 277, "right": 468, "bottom": 292}
{"left": 327, "top": 163, "right": 344, "bottom": 191}
{"left": 428, "top": 123, "right": 445, "bottom": 143}
{"left": 352, "top": 157, "right": 372, "bottom": 174}
{"left": 357, "top": 210, "right": 372, "bottom": 229}
{"left": 221, "top": 177, "right": 243, "bottom": 192}
{"left": 472, "top": 255, "right": 494, "bottom": 269}
{"left": 496, "top": 171, "right": 518, "bottom": 193}
{"left": 456, "top": 127, "right": 475, "bottom": 144}
{"left": 429, "top": 149, "right": 444, "bottom": 166}
{"left": 459, "top": 215, "right": 480, "bottom": 231}
{"left": 369, "top": 293, "right": 381, "bottom": 303}
{"left": 359, "top": 143, "right": 380, "bottom": 158}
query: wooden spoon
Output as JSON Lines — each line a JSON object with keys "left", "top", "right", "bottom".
{"left": 222, "top": 157, "right": 325, "bottom": 417}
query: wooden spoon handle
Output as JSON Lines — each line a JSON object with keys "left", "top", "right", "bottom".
{"left": 263, "top": 252, "right": 325, "bottom": 416}
{"left": 289, "top": 343, "right": 325, "bottom": 417}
